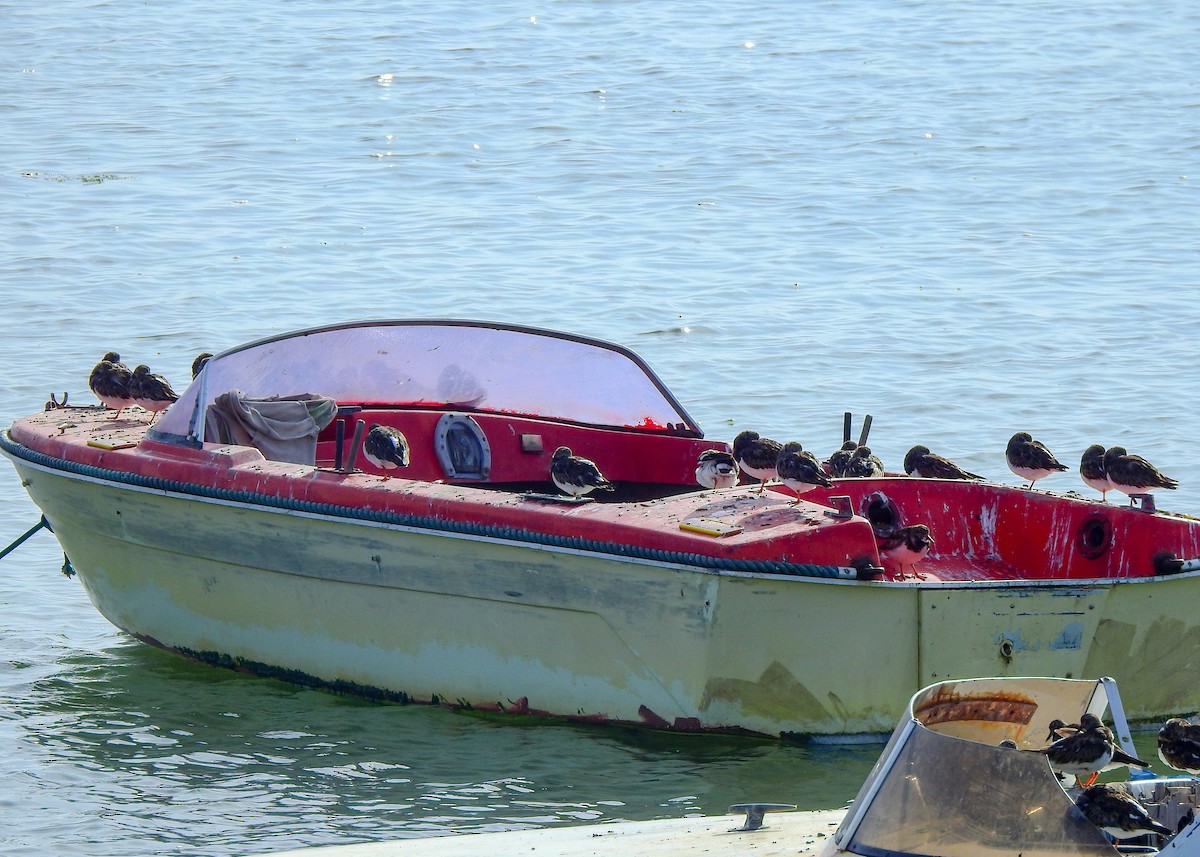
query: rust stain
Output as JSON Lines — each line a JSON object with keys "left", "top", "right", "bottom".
{"left": 915, "top": 689, "right": 1038, "bottom": 726}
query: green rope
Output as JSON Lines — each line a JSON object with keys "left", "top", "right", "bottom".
{"left": 0, "top": 431, "right": 850, "bottom": 579}
{"left": 0, "top": 516, "right": 49, "bottom": 561}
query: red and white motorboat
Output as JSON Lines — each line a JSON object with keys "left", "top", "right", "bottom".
{"left": 4, "top": 319, "right": 1200, "bottom": 737}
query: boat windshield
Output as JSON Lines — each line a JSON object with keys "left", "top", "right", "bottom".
{"left": 149, "top": 320, "right": 701, "bottom": 446}
{"left": 836, "top": 677, "right": 1121, "bottom": 857}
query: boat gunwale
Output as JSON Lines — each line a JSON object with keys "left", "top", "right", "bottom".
{"left": 0, "top": 429, "right": 862, "bottom": 581}
{"left": 8, "top": 428, "right": 1200, "bottom": 591}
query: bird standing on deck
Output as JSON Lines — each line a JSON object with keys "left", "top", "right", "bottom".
{"left": 878, "top": 524, "right": 934, "bottom": 576}
{"left": 1103, "top": 446, "right": 1178, "bottom": 501}
{"left": 1006, "top": 432, "right": 1069, "bottom": 488}
{"left": 1080, "top": 444, "right": 1111, "bottom": 501}
{"left": 1038, "top": 712, "right": 1150, "bottom": 786}
{"left": 903, "top": 445, "right": 983, "bottom": 481}
{"left": 775, "top": 442, "right": 832, "bottom": 502}
{"left": 551, "top": 446, "right": 615, "bottom": 498}
{"left": 1075, "top": 784, "right": 1173, "bottom": 841}
{"left": 88, "top": 352, "right": 135, "bottom": 419}
{"left": 845, "top": 446, "right": 884, "bottom": 478}
{"left": 1158, "top": 717, "right": 1200, "bottom": 775}
{"left": 362, "top": 425, "right": 410, "bottom": 476}
{"left": 732, "top": 430, "right": 783, "bottom": 492}
{"left": 695, "top": 449, "right": 739, "bottom": 490}
{"left": 128, "top": 364, "right": 179, "bottom": 423}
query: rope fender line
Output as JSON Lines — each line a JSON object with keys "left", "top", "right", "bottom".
{"left": 0, "top": 432, "right": 848, "bottom": 579}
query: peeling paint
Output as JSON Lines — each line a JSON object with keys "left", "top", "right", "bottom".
{"left": 702, "top": 661, "right": 829, "bottom": 723}
{"left": 1049, "top": 622, "right": 1083, "bottom": 650}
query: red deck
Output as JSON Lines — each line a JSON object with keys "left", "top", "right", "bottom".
{"left": 10, "top": 406, "right": 1200, "bottom": 584}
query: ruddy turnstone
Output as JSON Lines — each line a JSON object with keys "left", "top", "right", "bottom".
{"left": 1039, "top": 712, "right": 1149, "bottom": 786}
{"left": 191, "top": 352, "right": 213, "bottom": 378}
{"left": 1158, "top": 717, "right": 1200, "bottom": 775}
{"left": 128, "top": 364, "right": 179, "bottom": 423}
{"left": 1103, "top": 446, "right": 1178, "bottom": 501}
{"left": 732, "top": 430, "right": 783, "bottom": 492}
{"left": 1079, "top": 444, "right": 1110, "bottom": 501}
{"left": 776, "top": 442, "right": 832, "bottom": 502}
{"left": 695, "top": 449, "right": 739, "bottom": 490}
{"left": 1047, "top": 718, "right": 1082, "bottom": 741}
{"left": 903, "top": 445, "right": 983, "bottom": 481}
{"left": 825, "top": 440, "right": 858, "bottom": 478}
{"left": 88, "top": 352, "right": 135, "bottom": 419}
{"left": 1005, "top": 432, "right": 1069, "bottom": 488}
{"left": 878, "top": 524, "right": 934, "bottom": 575}
{"left": 1075, "top": 784, "right": 1173, "bottom": 840}
{"left": 550, "top": 446, "right": 614, "bottom": 498}
{"left": 362, "top": 424, "right": 410, "bottom": 475}
{"left": 845, "top": 446, "right": 884, "bottom": 478}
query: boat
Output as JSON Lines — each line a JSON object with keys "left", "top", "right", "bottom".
{"left": 4, "top": 319, "right": 1200, "bottom": 738}
{"left": 243, "top": 677, "right": 1200, "bottom": 857}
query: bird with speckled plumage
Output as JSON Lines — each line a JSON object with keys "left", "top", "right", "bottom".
{"left": 551, "top": 446, "right": 615, "bottom": 498}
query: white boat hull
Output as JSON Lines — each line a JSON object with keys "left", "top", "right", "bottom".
{"left": 10, "top": 450, "right": 1200, "bottom": 737}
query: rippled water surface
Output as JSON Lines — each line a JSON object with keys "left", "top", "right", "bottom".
{"left": 3, "top": 0, "right": 1199, "bottom": 854}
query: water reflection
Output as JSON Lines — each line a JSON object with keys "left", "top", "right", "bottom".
{"left": 10, "top": 638, "right": 877, "bottom": 855}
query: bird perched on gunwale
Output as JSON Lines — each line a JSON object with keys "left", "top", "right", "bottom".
{"left": 128, "top": 364, "right": 179, "bottom": 423}
{"left": 1038, "top": 712, "right": 1150, "bottom": 786}
{"left": 878, "top": 524, "right": 934, "bottom": 575}
{"left": 1103, "top": 446, "right": 1178, "bottom": 500}
{"left": 1006, "top": 432, "right": 1069, "bottom": 489}
{"left": 776, "top": 442, "right": 832, "bottom": 502}
{"left": 695, "top": 449, "right": 739, "bottom": 490}
{"left": 903, "top": 445, "right": 983, "bottom": 481}
{"left": 1158, "top": 717, "right": 1200, "bottom": 775}
{"left": 825, "top": 440, "right": 858, "bottom": 478}
{"left": 89, "top": 352, "right": 135, "bottom": 418}
{"left": 1079, "top": 444, "right": 1111, "bottom": 501}
{"left": 845, "top": 446, "right": 884, "bottom": 478}
{"left": 551, "top": 446, "right": 615, "bottom": 498}
{"left": 362, "top": 425, "right": 410, "bottom": 475}
{"left": 732, "top": 430, "right": 783, "bottom": 492}
{"left": 1075, "top": 784, "right": 1173, "bottom": 841}
{"left": 191, "top": 352, "right": 213, "bottom": 378}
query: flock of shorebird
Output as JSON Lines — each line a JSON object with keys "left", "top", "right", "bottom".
{"left": 87, "top": 351, "right": 212, "bottom": 424}
{"left": 86, "top": 351, "right": 1180, "bottom": 512}
{"left": 1011, "top": 710, "right": 1200, "bottom": 841}
{"left": 723, "top": 428, "right": 1179, "bottom": 504}
{"left": 87, "top": 352, "right": 182, "bottom": 423}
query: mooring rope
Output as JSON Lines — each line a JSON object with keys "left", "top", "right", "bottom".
{"left": 0, "top": 516, "right": 50, "bottom": 561}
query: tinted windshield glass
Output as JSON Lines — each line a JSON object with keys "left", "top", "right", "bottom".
{"left": 150, "top": 320, "right": 700, "bottom": 445}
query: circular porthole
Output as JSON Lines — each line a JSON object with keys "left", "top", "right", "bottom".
{"left": 1075, "top": 513, "right": 1112, "bottom": 560}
